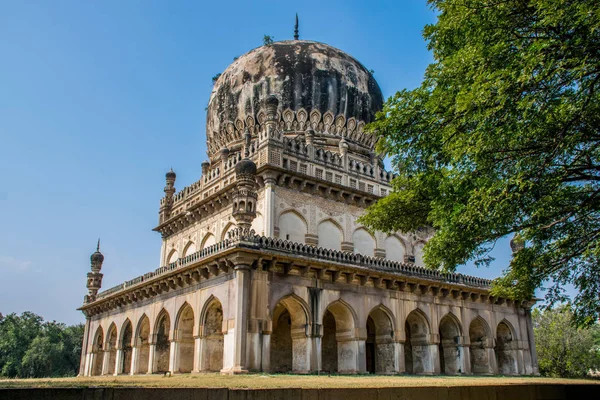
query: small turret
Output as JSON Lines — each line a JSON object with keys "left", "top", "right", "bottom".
{"left": 159, "top": 168, "right": 177, "bottom": 223}
{"left": 165, "top": 168, "right": 176, "bottom": 198}
{"left": 232, "top": 159, "right": 258, "bottom": 231}
{"left": 510, "top": 234, "right": 525, "bottom": 254}
{"left": 85, "top": 239, "right": 104, "bottom": 303}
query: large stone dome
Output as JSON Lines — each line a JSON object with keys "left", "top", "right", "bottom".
{"left": 206, "top": 40, "right": 383, "bottom": 160}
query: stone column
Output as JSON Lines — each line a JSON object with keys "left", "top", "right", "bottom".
{"left": 337, "top": 339, "right": 359, "bottom": 373}
{"left": 261, "top": 332, "right": 271, "bottom": 372}
{"left": 263, "top": 175, "right": 277, "bottom": 237}
{"left": 486, "top": 338, "right": 498, "bottom": 374}
{"left": 524, "top": 307, "right": 539, "bottom": 375}
{"left": 395, "top": 341, "right": 405, "bottom": 373}
{"left": 460, "top": 342, "right": 471, "bottom": 375}
{"left": 130, "top": 347, "right": 138, "bottom": 375}
{"left": 101, "top": 351, "right": 110, "bottom": 375}
{"left": 192, "top": 336, "right": 202, "bottom": 373}
{"left": 356, "top": 335, "right": 367, "bottom": 373}
{"left": 78, "top": 319, "right": 91, "bottom": 376}
{"left": 114, "top": 348, "right": 123, "bottom": 376}
{"left": 230, "top": 264, "right": 251, "bottom": 373}
{"left": 429, "top": 343, "right": 441, "bottom": 374}
{"left": 311, "top": 330, "right": 322, "bottom": 373}
{"left": 147, "top": 343, "right": 156, "bottom": 374}
{"left": 169, "top": 341, "right": 177, "bottom": 373}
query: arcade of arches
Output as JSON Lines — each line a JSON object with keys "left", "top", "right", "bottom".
{"left": 83, "top": 292, "right": 531, "bottom": 376}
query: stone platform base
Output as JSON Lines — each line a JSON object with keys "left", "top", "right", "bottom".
{"left": 1, "top": 384, "right": 598, "bottom": 400}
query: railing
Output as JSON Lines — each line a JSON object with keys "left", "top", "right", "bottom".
{"left": 96, "top": 231, "right": 491, "bottom": 300}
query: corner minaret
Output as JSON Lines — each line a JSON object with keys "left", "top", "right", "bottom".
{"left": 294, "top": 14, "right": 299, "bottom": 40}
{"left": 232, "top": 159, "right": 258, "bottom": 231}
{"left": 159, "top": 168, "right": 177, "bottom": 223}
{"left": 85, "top": 240, "right": 104, "bottom": 303}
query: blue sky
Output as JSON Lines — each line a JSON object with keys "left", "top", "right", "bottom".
{"left": 0, "top": 0, "right": 519, "bottom": 326}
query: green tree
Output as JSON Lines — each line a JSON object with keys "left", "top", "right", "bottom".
{"left": 0, "top": 312, "right": 43, "bottom": 377}
{"left": 361, "top": 0, "right": 600, "bottom": 325}
{"left": 533, "top": 306, "right": 600, "bottom": 377}
{"left": 263, "top": 35, "right": 274, "bottom": 46}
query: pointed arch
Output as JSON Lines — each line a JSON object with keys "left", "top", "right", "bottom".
{"left": 200, "top": 233, "right": 216, "bottom": 249}
{"left": 321, "top": 299, "right": 359, "bottom": 373}
{"left": 439, "top": 313, "right": 463, "bottom": 374}
{"left": 221, "top": 222, "right": 236, "bottom": 240}
{"left": 182, "top": 241, "right": 197, "bottom": 257}
{"left": 270, "top": 293, "right": 312, "bottom": 373}
{"left": 366, "top": 304, "right": 396, "bottom": 373}
{"left": 166, "top": 249, "right": 179, "bottom": 265}
{"left": 496, "top": 319, "right": 518, "bottom": 375}
{"left": 105, "top": 323, "right": 118, "bottom": 375}
{"left": 153, "top": 309, "right": 171, "bottom": 373}
{"left": 174, "top": 302, "right": 195, "bottom": 373}
{"left": 384, "top": 235, "right": 406, "bottom": 263}
{"left": 404, "top": 308, "right": 432, "bottom": 374}
{"left": 278, "top": 209, "right": 308, "bottom": 243}
{"left": 134, "top": 314, "right": 151, "bottom": 374}
{"left": 324, "top": 299, "right": 357, "bottom": 333}
{"left": 352, "top": 227, "right": 376, "bottom": 256}
{"left": 317, "top": 218, "right": 344, "bottom": 250}
{"left": 469, "top": 315, "right": 492, "bottom": 375}
{"left": 199, "top": 295, "right": 224, "bottom": 372}
{"left": 91, "top": 326, "right": 104, "bottom": 376}
{"left": 119, "top": 319, "right": 133, "bottom": 375}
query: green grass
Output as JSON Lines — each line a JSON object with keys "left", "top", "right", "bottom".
{"left": 0, "top": 374, "right": 598, "bottom": 389}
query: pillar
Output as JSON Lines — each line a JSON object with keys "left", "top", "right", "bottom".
{"left": 101, "top": 351, "right": 110, "bottom": 375}
{"left": 193, "top": 336, "right": 202, "bottom": 373}
{"left": 169, "top": 341, "right": 177, "bottom": 373}
{"left": 130, "top": 347, "right": 138, "bottom": 375}
{"left": 227, "top": 264, "right": 250, "bottom": 374}
{"left": 395, "top": 341, "right": 405, "bottom": 373}
{"left": 263, "top": 175, "right": 276, "bottom": 237}
{"left": 78, "top": 319, "right": 91, "bottom": 376}
{"left": 147, "top": 343, "right": 156, "bottom": 374}
{"left": 461, "top": 343, "right": 471, "bottom": 374}
{"left": 356, "top": 337, "right": 367, "bottom": 373}
{"left": 114, "top": 348, "right": 123, "bottom": 376}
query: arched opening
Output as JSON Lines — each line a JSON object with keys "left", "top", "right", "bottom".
{"left": 166, "top": 249, "right": 178, "bottom": 265}
{"left": 317, "top": 220, "right": 343, "bottom": 250}
{"left": 353, "top": 228, "right": 375, "bottom": 256}
{"left": 120, "top": 320, "right": 133, "bottom": 375}
{"left": 469, "top": 317, "right": 491, "bottom": 374}
{"left": 496, "top": 321, "right": 517, "bottom": 375}
{"left": 270, "top": 295, "right": 310, "bottom": 373}
{"left": 201, "top": 233, "right": 216, "bottom": 249}
{"left": 366, "top": 307, "right": 395, "bottom": 374}
{"left": 404, "top": 310, "right": 431, "bottom": 374}
{"left": 182, "top": 241, "right": 197, "bottom": 257}
{"left": 91, "top": 327, "right": 104, "bottom": 376}
{"left": 135, "top": 315, "right": 151, "bottom": 374}
{"left": 384, "top": 236, "right": 406, "bottom": 262}
{"left": 175, "top": 303, "right": 195, "bottom": 373}
{"left": 201, "top": 298, "right": 224, "bottom": 371}
{"left": 106, "top": 324, "right": 118, "bottom": 375}
{"left": 439, "top": 314, "right": 462, "bottom": 374}
{"left": 278, "top": 210, "right": 307, "bottom": 243}
{"left": 413, "top": 242, "right": 425, "bottom": 266}
{"left": 154, "top": 311, "right": 171, "bottom": 373}
{"left": 321, "top": 301, "right": 357, "bottom": 373}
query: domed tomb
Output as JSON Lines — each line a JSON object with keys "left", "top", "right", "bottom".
{"left": 207, "top": 40, "right": 383, "bottom": 162}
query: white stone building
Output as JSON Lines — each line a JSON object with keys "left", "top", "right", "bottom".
{"left": 78, "top": 38, "right": 538, "bottom": 376}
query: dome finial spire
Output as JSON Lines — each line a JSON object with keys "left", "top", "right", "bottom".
{"left": 294, "top": 13, "right": 299, "bottom": 40}
{"left": 96, "top": 238, "right": 100, "bottom": 252}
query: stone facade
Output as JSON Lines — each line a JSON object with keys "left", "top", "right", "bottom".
{"left": 78, "top": 39, "right": 538, "bottom": 376}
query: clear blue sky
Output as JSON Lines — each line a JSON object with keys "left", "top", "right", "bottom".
{"left": 0, "top": 0, "right": 518, "bottom": 326}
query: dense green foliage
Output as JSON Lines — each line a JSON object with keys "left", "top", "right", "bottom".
{"left": 0, "top": 312, "right": 84, "bottom": 378}
{"left": 361, "top": 0, "right": 600, "bottom": 325}
{"left": 533, "top": 306, "right": 600, "bottom": 377}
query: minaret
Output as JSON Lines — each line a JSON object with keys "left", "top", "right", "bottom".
{"left": 294, "top": 14, "right": 299, "bottom": 40}
{"left": 85, "top": 240, "right": 104, "bottom": 303}
{"left": 232, "top": 158, "right": 258, "bottom": 232}
{"left": 159, "top": 168, "right": 176, "bottom": 223}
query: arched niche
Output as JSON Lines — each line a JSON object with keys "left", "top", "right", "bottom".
{"left": 120, "top": 319, "right": 133, "bottom": 375}
{"left": 175, "top": 303, "right": 195, "bottom": 373}
{"left": 105, "top": 323, "right": 118, "bottom": 375}
{"left": 469, "top": 316, "right": 491, "bottom": 374}
{"left": 278, "top": 210, "right": 307, "bottom": 243}
{"left": 154, "top": 310, "right": 171, "bottom": 373}
{"left": 166, "top": 249, "right": 179, "bottom": 265}
{"left": 200, "top": 296, "right": 224, "bottom": 372}
{"left": 321, "top": 300, "right": 357, "bottom": 373}
{"left": 384, "top": 236, "right": 406, "bottom": 262}
{"left": 135, "top": 315, "right": 151, "bottom": 374}
{"left": 201, "top": 233, "right": 216, "bottom": 249}
{"left": 317, "top": 220, "right": 343, "bottom": 251}
{"left": 366, "top": 305, "right": 396, "bottom": 374}
{"left": 413, "top": 242, "right": 425, "bottom": 266}
{"left": 404, "top": 309, "right": 432, "bottom": 374}
{"left": 438, "top": 313, "right": 463, "bottom": 374}
{"left": 270, "top": 294, "right": 311, "bottom": 373}
{"left": 182, "top": 241, "right": 197, "bottom": 258}
{"left": 496, "top": 320, "right": 518, "bottom": 375}
{"left": 353, "top": 228, "right": 375, "bottom": 256}
{"left": 91, "top": 326, "right": 104, "bottom": 376}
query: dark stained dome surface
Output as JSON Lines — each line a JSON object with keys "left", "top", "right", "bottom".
{"left": 206, "top": 40, "right": 383, "bottom": 156}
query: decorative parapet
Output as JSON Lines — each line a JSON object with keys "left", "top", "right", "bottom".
{"left": 95, "top": 230, "right": 491, "bottom": 301}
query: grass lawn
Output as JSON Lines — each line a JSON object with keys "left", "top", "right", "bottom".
{"left": 0, "top": 374, "right": 598, "bottom": 389}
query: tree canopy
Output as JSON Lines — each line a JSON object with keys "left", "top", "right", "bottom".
{"left": 360, "top": 0, "right": 600, "bottom": 324}
{"left": 0, "top": 312, "right": 83, "bottom": 378}
{"left": 533, "top": 305, "right": 600, "bottom": 377}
